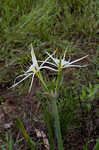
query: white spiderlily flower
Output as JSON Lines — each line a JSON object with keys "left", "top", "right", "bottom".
{"left": 10, "top": 44, "right": 57, "bottom": 92}
{"left": 46, "top": 51, "right": 88, "bottom": 69}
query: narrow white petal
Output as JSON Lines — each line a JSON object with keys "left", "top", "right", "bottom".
{"left": 46, "top": 52, "right": 58, "bottom": 65}
{"left": 69, "top": 55, "right": 88, "bottom": 65}
{"left": 40, "top": 53, "right": 55, "bottom": 67}
{"left": 14, "top": 73, "right": 27, "bottom": 84}
{"left": 10, "top": 73, "right": 33, "bottom": 88}
{"left": 31, "top": 44, "right": 39, "bottom": 68}
{"left": 62, "top": 47, "right": 68, "bottom": 61}
{"left": 63, "top": 50, "right": 67, "bottom": 61}
{"left": 54, "top": 58, "right": 60, "bottom": 65}
{"left": 26, "top": 64, "right": 35, "bottom": 73}
{"left": 63, "top": 64, "right": 88, "bottom": 68}
{"left": 39, "top": 61, "right": 57, "bottom": 67}
{"left": 40, "top": 66, "right": 58, "bottom": 72}
{"left": 68, "top": 56, "right": 71, "bottom": 63}
{"left": 62, "top": 60, "right": 69, "bottom": 66}
{"left": 29, "top": 73, "right": 35, "bottom": 93}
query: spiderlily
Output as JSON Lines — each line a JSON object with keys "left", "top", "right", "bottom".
{"left": 10, "top": 44, "right": 57, "bottom": 92}
{"left": 46, "top": 51, "right": 88, "bottom": 69}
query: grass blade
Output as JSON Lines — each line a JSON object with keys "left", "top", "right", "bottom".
{"left": 16, "top": 118, "right": 36, "bottom": 150}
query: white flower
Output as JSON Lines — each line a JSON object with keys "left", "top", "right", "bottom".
{"left": 10, "top": 44, "right": 57, "bottom": 92}
{"left": 46, "top": 51, "right": 88, "bottom": 69}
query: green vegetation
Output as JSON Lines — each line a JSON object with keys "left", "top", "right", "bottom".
{"left": 0, "top": 0, "right": 99, "bottom": 149}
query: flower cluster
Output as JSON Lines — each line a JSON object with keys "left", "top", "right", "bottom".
{"left": 11, "top": 44, "right": 88, "bottom": 92}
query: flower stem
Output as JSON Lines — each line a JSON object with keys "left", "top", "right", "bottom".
{"left": 43, "top": 104, "right": 55, "bottom": 150}
{"left": 37, "top": 71, "right": 48, "bottom": 91}
{"left": 51, "top": 98, "right": 64, "bottom": 150}
{"left": 55, "top": 63, "right": 62, "bottom": 93}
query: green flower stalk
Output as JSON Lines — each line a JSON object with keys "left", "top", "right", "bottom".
{"left": 45, "top": 51, "right": 88, "bottom": 150}
{"left": 51, "top": 98, "right": 64, "bottom": 150}
{"left": 55, "top": 58, "right": 63, "bottom": 93}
